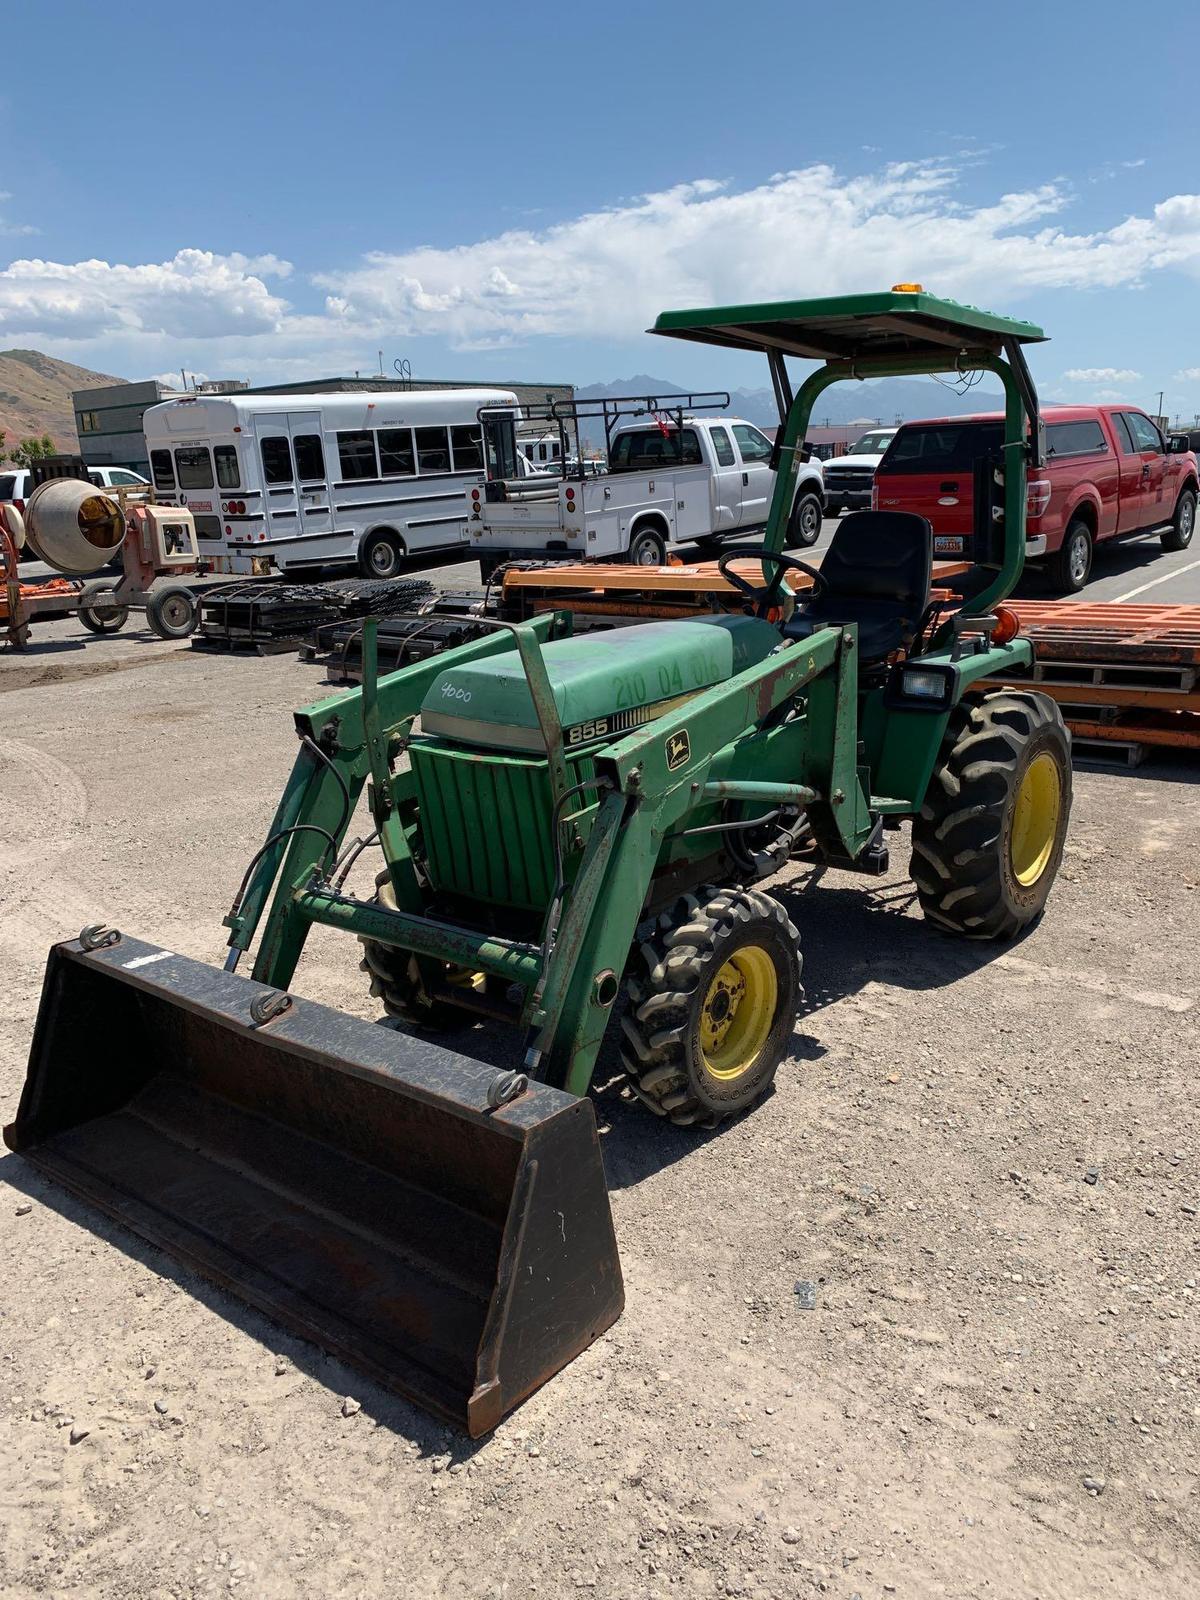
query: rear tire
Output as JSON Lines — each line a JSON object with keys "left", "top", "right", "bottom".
{"left": 911, "top": 691, "right": 1072, "bottom": 940}
{"left": 626, "top": 525, "right": 667, "bottom": 566}
{"left": 1162, "top": 487, "right": 1196, "bottom": 552}
{"left": 1048, "top": 518, "right": 1092, "bottom": 594}
{"left": 786, "top": 491, "right": 823, "bottom": 549}
{"left": 77, "top": 592, "right": 129, "bottom": 634}
{"left": 145, "top": 585, "right": 197, "bottom": 639}
{"left": 620, "top": 885, "right": 801, "bottom": 1128}
{"left": 359, "top": 870, "right": 482, "bottom": 1030}
{"left": 359, "top": 528, "right": 405, "bottom": 580}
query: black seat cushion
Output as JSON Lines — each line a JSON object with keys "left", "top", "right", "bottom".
{"left": 784, "top": 510, "right": 933, "bottom": 660}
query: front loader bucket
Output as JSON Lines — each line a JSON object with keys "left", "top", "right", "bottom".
{"left": 4, "top": 935, "right": 623, "bottom": 1437}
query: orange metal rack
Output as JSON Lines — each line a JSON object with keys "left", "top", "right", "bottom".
{"left": 1004, "top": 602, "right": 1200, "bottom": 763}
{"left": 499, "top": 565, "right": 1199, "bottom": 766}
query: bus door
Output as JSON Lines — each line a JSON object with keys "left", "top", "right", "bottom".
{"left": 285, "top": 412, "right": 332, "bottom": 546}
{"left": 253, "top": 412, "right": 332, "bottom": 551}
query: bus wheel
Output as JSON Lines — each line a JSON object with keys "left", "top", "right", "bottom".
{"left": 360, "top": 529, "right": 405, "bottom": 579}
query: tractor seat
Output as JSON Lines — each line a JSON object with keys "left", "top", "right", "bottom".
{"left": 784, "top": 510, "right": 933, "bottom": 662}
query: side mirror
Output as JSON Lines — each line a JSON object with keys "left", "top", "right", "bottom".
{"left": 1167, "top": 434, "right": 1190, "bottom": 454}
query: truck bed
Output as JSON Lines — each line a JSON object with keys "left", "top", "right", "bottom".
{"left": 476, "top": 465, "right": 711, "bottom": 559}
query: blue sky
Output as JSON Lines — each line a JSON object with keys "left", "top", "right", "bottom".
{"left": 3, "top": 0, "right": 1199, "bottom": 420}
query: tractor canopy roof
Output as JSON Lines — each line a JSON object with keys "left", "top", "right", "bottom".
{"left": 650, "top": 289, "right": 1046, "bottom": 364}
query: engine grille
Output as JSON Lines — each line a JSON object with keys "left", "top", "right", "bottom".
{"left": 411, "top": 743, "right": 595, "bottom": 911}
{"left": 824, "top": 466, "right": 875, "bottom": 493}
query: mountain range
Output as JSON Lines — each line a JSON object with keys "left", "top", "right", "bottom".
{"left": 0, "top": 350, "right": 1008, "bottom": 463}
{"left": 0, "top": 349, "right": 124, "bottom": 454}
{"left": 575, "top": 373, "right": 1006, "bottom": 435}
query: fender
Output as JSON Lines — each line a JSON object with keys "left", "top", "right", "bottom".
{"left": 1050, "top": 482, "right": 1104, "bottom": 549}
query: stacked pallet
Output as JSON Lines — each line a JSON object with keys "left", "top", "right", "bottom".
{"left": 1006, "top": 602, "right": 1200, "bottom": 766}
{"left": 193, "top": 576, "right": 435, "bottom": 654}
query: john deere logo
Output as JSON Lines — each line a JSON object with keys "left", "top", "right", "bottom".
{"left": 666, "top": 730, "right": 691, "bottom": 770}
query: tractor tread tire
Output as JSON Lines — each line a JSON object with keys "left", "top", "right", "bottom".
{"left": 619, "top": 884, "right": 801, "bottom": 1129}
{"left": 910, "top": 690, "right": 1072, "bottom": 940}
{"left": 359, "top": 868, "right": 474, "bottom": 1031}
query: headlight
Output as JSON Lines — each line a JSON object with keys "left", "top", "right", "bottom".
{"left": 885, "top": 660, "right": 957, "bottom": 712}
{"left": 901, "top": 668, "right": 948, "bottom": 699}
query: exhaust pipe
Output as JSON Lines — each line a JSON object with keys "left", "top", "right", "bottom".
{"left": 5, "top": 933, "right": 623, "bottom": 1436}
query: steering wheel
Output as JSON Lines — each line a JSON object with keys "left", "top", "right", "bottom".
{"left": 716, "top": 545, "right": 828, "bottom": 618}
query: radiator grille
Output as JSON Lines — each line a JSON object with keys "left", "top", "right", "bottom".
{"left": 411, "top": 743, "right": 592, "bottom": 911}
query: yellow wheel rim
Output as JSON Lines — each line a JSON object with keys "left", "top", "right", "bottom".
{"left": 448, "top": 968, "right": 487, "bottom": 995}
{"left": 699, "top": 945, "right": 778, "bottom": 1081}
{"left": 1010, "top": 751, "right": 1062, "bottom": 887}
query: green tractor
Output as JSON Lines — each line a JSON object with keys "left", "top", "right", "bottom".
{"left": 7, "top": 289, "right": 1071, "bottom": 1435}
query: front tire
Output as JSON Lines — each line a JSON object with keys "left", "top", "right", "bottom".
{"left": 620, "top": 886, "right": 801, "bottom": 1128}
{"left": 1048, "top": 518, "right": 1092, "bottom": 594}
{"left": 911, "top": 691, "right": 1072, "bottom": 940}
{"left": 145, "top": 585, "right": 197, "bottom": 639}
{"left": 1162, "top": 487, "right": 1196, "bottom": 552}
{"left": 359, "top": 528, "right": 405, "bottom": 579}
{"left": 359, "top": 870, "right": 483, "bottom": 1030}
{"left": 786, "top": 491, "right": 823, "bottom": 549}
{"left": 626, "top": 525, "right": 667, "bottom": 566}
{"left": 824, "top": 500, "right": 843, "bottom": 518}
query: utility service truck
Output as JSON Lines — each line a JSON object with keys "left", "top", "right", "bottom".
{"left": 469, "top": 393, "right": 826, "bottom": 578}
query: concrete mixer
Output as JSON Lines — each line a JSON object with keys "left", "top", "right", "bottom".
{"left": 1, "top": 455, "right": 204, "bottom": 649}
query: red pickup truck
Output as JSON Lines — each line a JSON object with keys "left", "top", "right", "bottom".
{"left": 872, "top": 404, "right": 1198, "bottom": 593}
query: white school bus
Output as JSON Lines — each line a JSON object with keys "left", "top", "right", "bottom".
{"left": 142, "top": 387, "right": 521, "bottom": 576}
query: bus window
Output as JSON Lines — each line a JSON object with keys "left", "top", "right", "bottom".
{"left": 337, "top": 431, "right": 377, "bottom": 480}
{"left": 415, "top": 426, "right": 450, "bottom": 474}
{"left": 450, "top": 426, "right": 484, "bottom": 472}
{"left": 175, "top": 446, "right": 214, "bottom": 489}
{"left": 260, "top": 436, "right": 293, "bottom": 484}
{"left": 214, "top": 444, "right": 241, "bottom": 489}
{"left": 294, "top": 434, "right": 325, "bottom": 481}
{"left": 151, "top": 449, "right": 176, "bottom": 491}
{"left": 378, "top": 428, "right": 415, "bottom": 476}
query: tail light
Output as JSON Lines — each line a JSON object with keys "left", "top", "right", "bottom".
{"left": 14, "top": 498, "right": 25, "bottom": 515}
{"left": 870, "top": 483, "right": 879, "bottom": 510}
{"left": 471, "top": 488, "right": 480, "bottom": 501}
{"left": 1026, "top": 479, "right": 1051, "bottom": 518}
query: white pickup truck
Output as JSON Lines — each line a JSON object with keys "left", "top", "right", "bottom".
{"left": 470, "top": 414, "right": 825, "bottom": 578}
{"left": 820, "top": 427, "right": 897, "bottom": 516}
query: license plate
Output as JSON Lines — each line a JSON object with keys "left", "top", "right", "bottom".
{"left": 934, "top": 535, "right": 965, "bottom": 554}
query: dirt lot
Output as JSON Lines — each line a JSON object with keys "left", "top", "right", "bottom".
{"left": 1, "top": 631, "right": 1198, "bottom": 1600}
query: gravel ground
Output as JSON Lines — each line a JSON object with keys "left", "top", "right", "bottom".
{"left": 1, "top": 630, "right": 1198, "bottom": 1600}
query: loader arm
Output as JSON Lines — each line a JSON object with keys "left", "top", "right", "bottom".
{"left": 227, "top": 611, "right": 567, "bottom": 989}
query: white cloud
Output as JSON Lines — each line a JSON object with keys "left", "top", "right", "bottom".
{"left": 1063, "top": 367, "right": 1141, "bottom": 384}
{"left": 315, "top": 160, "right": 1200, "bottom": 349}
{"left": 0, "top": 249, "right": 292, "bottom": 341}
{"left": 1175, "top": 367, "right": 1200, "bottom": 382}
{"left": 2, "top": 157, "right": 1200, "bottom": 372}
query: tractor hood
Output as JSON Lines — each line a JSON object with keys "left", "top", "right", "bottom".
{"left": 419, "top": 614, "right": 779, "bottom": 753}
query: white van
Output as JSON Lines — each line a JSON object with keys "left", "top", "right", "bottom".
{"left": 142, "top": 388, "right": 520, "bottom": 576}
